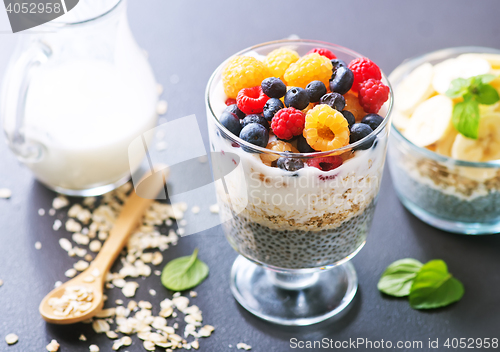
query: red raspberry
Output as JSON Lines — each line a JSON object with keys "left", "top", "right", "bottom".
{"left": 348, "top": 57, "right": 382, "bottom": 92}
{"left": 307, "top": 155, "right": 343, "bottom": 171}
{"left": 306, "top": 48, "right": 337, "bottom": 60}
{"left": 236, "top": 86, "right": 269, "bottom": 114}
{"left": 271, "top": 107, "right": 305, "bottom": 140}
{"left": 358, "top": 79, "right": 390, "bottom": 114}
{"left": 225, "top": 98, "right": 237, "bottom": 106}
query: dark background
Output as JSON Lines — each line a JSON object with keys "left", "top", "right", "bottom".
{"left": 1, "top": 1, "right": 500, "bottom": 351}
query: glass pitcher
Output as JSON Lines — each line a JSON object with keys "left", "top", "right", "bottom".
{"left": 1, "top": 0, "right": 158, "bottom": 196}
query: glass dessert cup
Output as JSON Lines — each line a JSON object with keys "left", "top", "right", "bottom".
{"left": 206, "top": 40, "right": 393, "bottom": 325}
{"left": 389, "top": 47, "right": 500, "bottom": 235}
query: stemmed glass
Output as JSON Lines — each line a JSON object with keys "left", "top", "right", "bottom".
{"left": 205, "top": 40, "right": 393, "bottom": 325}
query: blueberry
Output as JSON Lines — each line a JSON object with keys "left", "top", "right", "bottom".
{"left": 240, "top": 123, "right": 269, "bottom": 149}
{"left": 330, "top": 66, "right": 354, "bottom": 95}
{"left": 305, "top": 80, "right": 327, "bottom": 103}
{"left": 319, "top": 93, "right": 346, "bottom": 111}
{"left": 241, "top": 114, "right": 269, "bottom": 130}
{"left": 341, "top": 110, "right": 356, "bottom": 128}
{"left": 224, "top": 104, "right": 245, "bottom": 119}
{"left": 276, "top": 151, "right": 304, "bottom": 172}
{"left": 261, "top": 77, "right": 287, "bottom": 98}
{"left": 331, "top": 59, "right": 347, "bottom": 71}
{"left": 262, "top": 98, "right": 284, "bottom": 121}
{"left": 361, "top": 113, "right": 384, "bottom": 131}
{"left": 296, "top": 135, "right": 315, "bottom": 153}
{"left": 219, "top": 111, "right": 242, "bottom": 136}
{"left": 284, "top": 87, "right": 310, "bottom": 110}
{"left": 350, "top": 123, "right": 374, "bottom": 150}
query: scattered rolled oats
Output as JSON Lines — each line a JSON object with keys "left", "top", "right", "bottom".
{"left": 143, "top": 341, "right": 156, "bottom": 351}
{"left": 98, "top": 231, "right": 108, "bottom": 241}
{"left": 89, "top": 344, "right": 100, "bottom": 352}
{"left": 106, "top": 331, "right": 119, "bottom": 339}
{"left": 46, "top": 339, "right": 60, "bottom": 352}
{"left": 115, "top": 299, "right": 123, "bottom": 305}
{"left": 84, "top": 254, "right": 94, "bottom": 262}
{"left": 53, "top": 219, "right": 63, "bottom": 231}
{"left": 66, "top": 218, "right": 82, "bottom": 232}
{"left": 237, "top": 342, "right": 252, "bottom": 350}
{"left": 59, "top": 238, "right": 72, "bottom": 252}
{"left": 38, "top": 208, "right": 45, "bottom": 216}
{"left": 74, "top": 260, "right": 90, "bottom": 271}
{"left": 149, "top": 289, "right": 156, "bottom": 296}
{"left": 95, "top": 308, "right": 115, "bottom": 318}
{"left": 156, "top": 100, "right": 168, "bottom": 115}
{"left": 52, "top": 195, "right": 69, "bottom": 209}
{"left": 92, "top": 319, "right": 110, "bottom": 333}
{"left": 49, "top": 208, "right": 56, "bottom": 216}
{"left": 35, "top": 241, "right": 42, "bottom": 250}
{"left": 5, "top": 333, "right": 18, "bottom": 345}
{"left": 122, "top": 282, "right": 139, "bottom": 298}
{"left": 121, "top": 336, "right": 132, "bottom": 346}
{"left": 154, "top": 270, "right": 161, "bottom": 276}
{"left": 64, "top": 268, "right": 77, "bottom": 278}
{"left": 189, "top": 291, "right": 197, "bottom": 298}
{"left": 54, "top": 281, "right": 62, "bottom": 287}
{"left": 79, "top": 334, "right": 87, "bottom": 341}
{"left": 89, "top": 240, "right": 102, "bottom": 252}
{"left": 209, "top": 204, "right": 219, "bottom": 214}
{"left": 73, "top": 233, "right": 90, "bottom": 246}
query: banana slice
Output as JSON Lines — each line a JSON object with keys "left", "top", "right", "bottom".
{"left": 392, "top": 109, "right": 412, "bottom": 132}
{"left": 451, "top": 113, "right": 500, "bottom": 162}
{"left": 435, "top": 128, "right": 458, "bottom": 157}
{"left": 432, "top": 57, "right": 491, "bottom": 94}
{"left": 458, "top": 53, "right": 500, "bottom": 69}
{"left": 394, "top": 62, "right": 435, "bottom": 114}
{"left": 404, "top": 95, "right": 454, "bottom": 147}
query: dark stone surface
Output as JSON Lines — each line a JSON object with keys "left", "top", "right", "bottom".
{"left": 1, "top": 1, "right": 500, "bottom": 351}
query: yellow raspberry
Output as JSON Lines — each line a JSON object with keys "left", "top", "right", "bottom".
{"left": 222, "top": 56, "right": 270, "bottom": 99}
{"left": 264, "top": 48, "right": 300, "bottom": 79}
{"left": 260, "top": 140, "right": 299, "bottom": 166}
{"left": 284, "top": 53, "right": 333, "bottom": 89}
{"left": 303, "top": 104, "right": 350, "bottom": 152}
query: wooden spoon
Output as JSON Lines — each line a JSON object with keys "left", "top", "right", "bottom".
{"left": 39, "top": 166, "right": 168, "bottom": 324}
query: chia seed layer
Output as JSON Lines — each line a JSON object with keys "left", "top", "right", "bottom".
{"left": 222, "top": 201, "right": 375, "bottom": 269}
{"left": 390, "top": 159, "right": 500, "bottom": 224}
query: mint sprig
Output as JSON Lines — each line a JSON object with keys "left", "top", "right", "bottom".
{"left": 445, "top": 74, "right": 499, "bottom": 139}
{"left": 161, "top": 248, "right": 209, "bottom": 291}
{"left": 378, "top": 258, "right": 464, "bottom": 310}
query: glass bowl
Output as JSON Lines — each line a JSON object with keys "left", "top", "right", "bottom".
{"left": 205, "top": 39, "right": 393, "bottom": 325}
{"left": 388, "top": 46, "right": 500, "bottom": 235}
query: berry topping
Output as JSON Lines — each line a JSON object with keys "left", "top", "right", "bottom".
{"left": 344, "top": 92, "right": 366, "bottom": 121}
{"left": 348, "top": 57, "right": 382, "bottom": 92}
{"left": 349, "top": 123, "right": 374, "bottom": 150}
{"left": 225, "top": 98, "right": 237, "bottom": 106}
{"left": 277, "top": 151, "right": 305, "bottom": 171}
{"left": 303, "top": 104, "right": 350, "bottom": 152}
{"left": 341, "top": 110, "right": 356, "bottom": 128}
{"left": 261, "top": 77, "right": 287, "bottom": 98}
{"left": 225, "top": 104, "right": 245, "bottom": 119}
{"left": 305, "top": 80, "right": 327, "bottom": 103}
{"left": 361, "top": 113, "right": 384, "bottom": 131}
{"left": 358, "top": 79, "right": 390, "bottom": 113}
{"left": 319, "top": 92, "right": 346, "bottom": 111}
{"left": 260, "top": 140, "right": 299, "bottom": 166}
{"left": 241, "top": 114, "right": 269, "bottom": 130}
{"left": 240, "top": 123, "right": 269, "bottom": 148}
{"left": 271, "top": 107, "right": 306, "bottom": 140}
{"left": 331, "top": 59, "right": 347, "bottom": 71}
{"left": 219, "top": 111, "right": 242, "bottom": 137}
{"left": 264, "top": 48, "right": 300, "bottom": 79}
{"left": 284, "top": 87, "right": 310, "bottom": 110}
{"left": 262, "top": 98, "right": 284, "bottom": 121}
{"left": 307, "top": 155, "right": 343, "bottom": 171}
{"left": 222, "top": 56, "right": 270, "bottom": 98}
{"left": 284, "top": 53, "right": 333, "bottom": 89}
{"left": 329, "top": 66, "right": 354, "bottom": 95}
{"left": 306, "top": 48, "right": 337, "bottom": 60}
{"left": 236, "top": 86, "right": 269, "bottom": 115}
{"left": 296, "top": 134, "right": 316, "bottom": 153}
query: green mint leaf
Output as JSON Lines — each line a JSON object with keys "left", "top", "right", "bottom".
{"left": 445, "top": 77, "right": 469, "bottom": 98}
{"left": 409, "top": 260, "right": 464, "bottom": 309}
{"left": 475, "top": 84, "right": 500, "bottom": 105}
{"left": 161, "top": 248, "right": 209, "bottom": 291}
{"left": 476, "top": 74, "right": 496, "bottom": 84}
{"left": 378, "top": 258, "right": 423, "bottom": 297}
{"left": 452, "top": 100, "right": 480, "bottom": 139}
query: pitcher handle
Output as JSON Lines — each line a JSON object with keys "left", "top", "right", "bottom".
{"left": 1, "top": 41, "right": 51, "bottom": 162}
